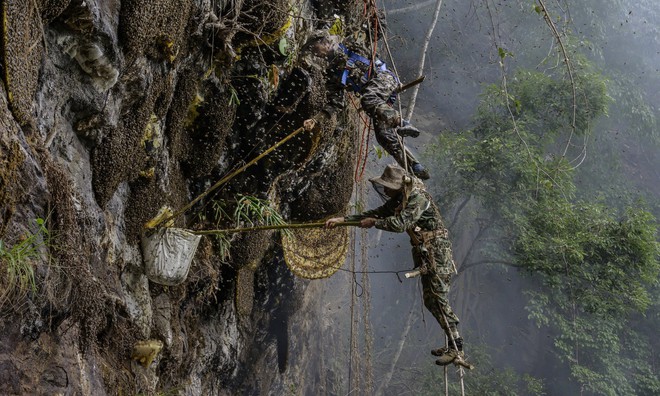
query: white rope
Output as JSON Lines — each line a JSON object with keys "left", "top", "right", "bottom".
{"left": 376, "top": 1, "right": 411, "bottom": 174}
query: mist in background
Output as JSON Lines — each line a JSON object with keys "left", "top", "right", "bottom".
{"left": 297, "top": 1, "right": 659, "bottom": 394}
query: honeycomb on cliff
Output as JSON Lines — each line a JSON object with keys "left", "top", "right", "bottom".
{"left": 281, "top": 226, "right": 349, "bottom": 279}
{"left": 182, "top": 82, "right": 237, "bottom": 178}
{"left": 118, "top": 0, "right": 192, "bottom": 60}
{"left": 2, "top": 0, "right": 44, "bottom": 126}
{"left": 0, "top": 139, "right": 25, "bottom": 236}
{"left": 228, "top": 229, "right": 274, "bottom": 270}
{"left": 236, "top": 266, "right": 255, "bottom": 318}
{"left": 39, "top": 0, "right": 71, "bottom": 24}
{"left": 238, "top": 0, "right": 290, "bottom": 38}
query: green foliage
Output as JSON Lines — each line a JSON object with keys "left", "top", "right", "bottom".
{"left": 0, "top": 218, "right": 50, "bottom": 308}
{"left": 497, "top": 47, "right": 513, "bottom": 60}
{"left": 504, "top": 66, "right": 609, "bottom": 140}
{"left": 605, "top": 70, "right": 657, "bottom": 141}
{"left": 373, "top": 145, "right": 386, "bottom": 160}
{"left": 519, "top": 204, "right": 659, "bottom": 395}
{"left": 203, "top": 195, "right": 289, "bottom": 259}
{"left": 233, "top": 194, "right": 288, "bottom": 231}
{"left": 229, "top": 85, "right": 240, "bottom": 106}
{"left": 427, "top": 65, "right": 659, "bottom": 394}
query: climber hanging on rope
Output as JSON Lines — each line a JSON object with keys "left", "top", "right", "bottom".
{"left": 325, "top": 165, "right": 471, "bottom": 368}
{"left": 342, "top": 41, "right": 431, "bottom": 181}
{"left": 301, "top": 32, "right": 431, "bottom": 180}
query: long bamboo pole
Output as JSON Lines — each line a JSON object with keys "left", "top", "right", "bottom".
{"left": 190, "top": 221, "right": 361, "bottom": 235}
{"left": 150, "top": 126, "right": 308, "bottom": 229}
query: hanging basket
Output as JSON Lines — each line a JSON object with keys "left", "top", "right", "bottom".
{"left": 141, "top": 228, "right": 201, "bottom": 286}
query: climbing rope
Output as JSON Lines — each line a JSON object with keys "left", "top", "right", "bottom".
{"left": 360, "top": 3, "right": 474, "bottom": 394}
{"left": 365, "top": 0, "right": 412, "bottom": 175}
{"left": 359, "top": 181, "right": 375, "bottom": 393}
{"left": 348, "top": 223, "right": 360, "bottom": 392}
{"left": 346, "top": 178, "right": 374, "bottom": 394}
{"left": 347, "top": 94, "right": 372, "bottom": 181}
{"left": 440, "top": 310, "right": 471, "bottom": 394}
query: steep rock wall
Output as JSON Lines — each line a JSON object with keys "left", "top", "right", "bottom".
{"left": 0, "top": 0, "right": 365, "bottom": 394}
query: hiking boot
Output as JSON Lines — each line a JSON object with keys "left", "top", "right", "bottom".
{"left": 435, "top": 349, "right": 464, "bottom": 366}
{"left": 397, "top": 124, "right": 421, "bottom": 138}
{"left": 431, "top": 347, "right": 449, "bottom": 357}
{"left": 412, "top": 163, "right": 430, "bottom": 180}
{"left": 432, "top": 337, "right": 463, "bottom": 362}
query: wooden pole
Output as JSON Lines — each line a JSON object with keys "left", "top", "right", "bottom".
{"left": 190, "top": 221, "right": 361, "bottom": 235}
{"left": 150, "top": 126, "right": 308, "bottom": 229}
{"left": 394, "top": 75, "right": 426, "bottom": 94}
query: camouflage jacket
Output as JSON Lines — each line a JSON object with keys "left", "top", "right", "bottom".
{"left": 345, "top": 188, "right": 445, "bottom": 233}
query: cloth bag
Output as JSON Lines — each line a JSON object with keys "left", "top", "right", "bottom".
{"left": 141, "top": 228, "right": 201, "bottom": 285}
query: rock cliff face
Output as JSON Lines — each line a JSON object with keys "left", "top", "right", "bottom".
{"left": 0, "top": 0, "right": 365, "bottom": 394}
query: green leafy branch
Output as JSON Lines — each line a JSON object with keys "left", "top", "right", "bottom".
{"left": 204, "top": 195, "right": 290, "bottom": 260}
{"left": 233, "top": 195, "right": 288, "bottom": 233}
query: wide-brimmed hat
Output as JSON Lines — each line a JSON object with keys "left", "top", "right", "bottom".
{"left": 369, "top": 164, "right": 406, "bottom": 190}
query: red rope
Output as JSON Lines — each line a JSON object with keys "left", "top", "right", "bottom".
{"left": 356, "top": 120, "right": 371, "bottom": 181}
{"left": 370, "top": 2, "right": 379, "bottom": 69}
{"left": 351, "top": 0, "right": 383, "bottom": 182}
{"left": 348, "top": 94, "right": 371, "bottom": 181}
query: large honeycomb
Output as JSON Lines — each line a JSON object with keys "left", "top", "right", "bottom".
{"left": 235, "top": 266, "right": 255, "bottom": 319}
{"left": 181, "top": 80, "right": 237, "bottom": 178}
{"left": 119, "top": 0, "right": 193, "bottom": 60}
{"left": 39, "top": 0, "right": 71, "bottom": 23}
{"left": 2, "top": 0, "right": 44, "bottom": 126}
{"left": 229, "top": 230, "right": 274, "bottom": 271}
{"left": 163, "top": 66, "right": 201, "bottom": 160}
{"left": 91, "top": 31, "right": 183, "bottom": 205}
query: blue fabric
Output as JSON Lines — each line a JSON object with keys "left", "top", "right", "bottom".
{"left": 338, "top": 43, "right": 392, "bottom": 93}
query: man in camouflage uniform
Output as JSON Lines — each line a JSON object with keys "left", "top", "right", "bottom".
{"left": 302, "top": 33, "right": 431, "bottom": 180}
{"left": 339, "top": 43, "right": 430, "bottom": 180}
{"left": 325, "top": 165, "right": 465, "bottom": 366}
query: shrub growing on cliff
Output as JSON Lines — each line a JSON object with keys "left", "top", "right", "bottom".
{"left": 0, "top": 218, "right": 50, "bottom": 310}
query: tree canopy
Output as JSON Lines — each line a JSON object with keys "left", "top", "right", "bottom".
{"left": 427, "top": 61, "right": 658, "bottom": 393}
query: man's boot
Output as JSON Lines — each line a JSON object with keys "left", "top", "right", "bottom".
{"left": 396, "top": 124, "right": 421, "bottom": 138}
{"left": 412, "top": 163, "right": 430, "bottom": 180}
{"left": 433, "top": 337, "right": 464, "bottom": 366}
{"left": 430, "top": 347, "right": 448, "bottom": 356}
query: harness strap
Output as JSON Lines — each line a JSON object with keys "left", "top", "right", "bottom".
{"left": 338, "top": 43, "right": 391, "bottom": 92}
{"left": 407, "top": 228, "right": 447, "bottom": 246}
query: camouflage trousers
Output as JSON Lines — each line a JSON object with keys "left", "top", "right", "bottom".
{"left": 412, "top": 237, "right": 460, "bottom": 340}
{"left": 360, "top": 72, "right": 420, "bottom": 169}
